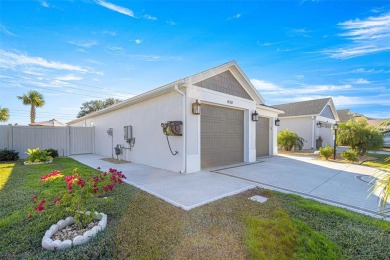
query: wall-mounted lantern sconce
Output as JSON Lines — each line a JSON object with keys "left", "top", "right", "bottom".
{"left": 252, "top": 111, "right": 259, "bottom": 121}
{"left": 192, "top": 99, "right": 201, "bottom": 115}
{"left": 90, "top": 122, "right": 94, "bottom": 127}
{"left": 275, "top": 118, "right": 280, "bottom": 126}
{"left": 317, "top": 122, "right": 322, "bottom": 128}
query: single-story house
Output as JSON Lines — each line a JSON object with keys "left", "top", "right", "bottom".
{"left": 29, "top": 119, "right": 66, "bottom": 127}
{"left": 273, "top": 98, "right": 339, "bottom": 150}
{"left": 337, "top": 109, "right": 387, "bottom": 128}
{"left": 68, "top": 61, "right": 283, "bottom": 173}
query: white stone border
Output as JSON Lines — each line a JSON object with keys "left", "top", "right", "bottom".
{"left": 41, "top": 212, "right": 107, "bottom": 251}
{"left": 24, "top": 160, "right": 53, "bottom": 165}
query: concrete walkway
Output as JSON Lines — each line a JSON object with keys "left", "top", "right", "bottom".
{"left": 215, "top": 154, "right": 389, "bottom": 219}
{"left": 70, "top": 154, "right": 389, "bottom": 219}
{"left": 70, "top": 155, "right": 255, "bottom": 210}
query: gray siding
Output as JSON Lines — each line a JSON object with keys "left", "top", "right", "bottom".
{"left": 320, "top": 105, "right": 335, "bottom": 120}
{"left": 195, "top": 71, "right": 253, "bottom": 100}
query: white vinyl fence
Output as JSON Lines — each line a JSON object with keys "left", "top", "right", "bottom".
{"left": 0, "top": 125, "right": 94, "bottom": 159}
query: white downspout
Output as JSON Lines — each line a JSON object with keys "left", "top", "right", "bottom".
{"left": 174, "top": 84, "right": 186, "bottom": 174}
{"left": 312, "top": 116, "right": 316, "bottom": 149}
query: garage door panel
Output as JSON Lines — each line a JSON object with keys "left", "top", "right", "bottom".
{"left": 201, "top": 104, "right": 244, "bottom": 168}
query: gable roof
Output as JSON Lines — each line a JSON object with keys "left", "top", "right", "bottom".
{"left": 337, "top": 109, "right": 366, "bottom": 122}
{"left": 30, "top": 119, "right": 66, "bottom": 127}
{"left": 273, "top": 97, "right": 339, "bottom": 120}
{"left": 68, "top": 61, "right": 264, "bottom": 124}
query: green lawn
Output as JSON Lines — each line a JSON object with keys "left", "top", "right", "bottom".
{"left": 1, "top": 158, "right": 389, "bottom": 259}
{"left": 363, "top": 153, "right": 390, "bottom": 169}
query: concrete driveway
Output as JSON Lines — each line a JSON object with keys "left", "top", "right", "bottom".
{"left": 71, "top": 154, "right": 389, "bottom": 219}
{"left": 214, "top": 154, "right": 388, "bottom": 218}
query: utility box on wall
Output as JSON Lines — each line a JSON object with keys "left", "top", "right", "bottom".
{"left": 124, "top": 125, "right": 133, "bottom": 142}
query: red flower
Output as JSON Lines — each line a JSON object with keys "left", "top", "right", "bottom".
{"left": 33, "top": 195, "right": 37, "bottom": 199}
{"left": 40, "top": 200, "right": 45, "bottom": 204}
{"left": 53, "top": 198, "right": 60, "bottom": 204}
{"left": 27, "top": 215, "right": 32, "bottom": 219}
{"left": 36, "top": 204, "right": 44, "bottom": 212}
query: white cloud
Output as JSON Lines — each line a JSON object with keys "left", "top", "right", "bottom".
{"left": 350, "top": 67, "right": 390, "bottom": 74}
{"left": 227, "top": 13, "right": 241, "bottom": 20}
{"left": 55, "top": 74, "right": 83, "bottom": 81}
{"left": 326, "top": 12, "right": 390, "bottom": 59}
{"left": 68, "top": 40, "right": 98, "bottom": 48}
{"left": 0, "top": 49, "right": 96, "bottom": 74}
{"left": 166, "top": 20, "right": 176, "bottom": 26}
{"left": 251, "top": 79, "right": 283, "bottom": 91}
{"left": 144, "top": 14, "right": 157, "bottom": 20}
{"left": 351, "top": 78, "right": 370, "bottom": 84}
{"left": 41, "top": 1, "right": 49, "bottom": 8}
{"left": 134, "top": 39, "right": 142, "bottom": 45}
{"left": 107, "top": 46, "right": 123, "bottom": 51}
{"left": 0, "top": 25, "right": 19, "bottom": 37}
{"left": 294, "top": 75, "right": 305, "bottom": 80}
{"left": 96, "top": 0, "right": 135, "bottom": 18}
{"left": 102, "top": 30, "right": 117, "bottom": 36}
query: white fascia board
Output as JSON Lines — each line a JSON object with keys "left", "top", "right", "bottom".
{"left": 256, "top": 104, "right": 284, "bottom": 115}
{"left": 278, "top": 114, "right": 318, "bottom": 119}
{"left": 316, "top": 116, "right": 336, "bottom": 124}
{"left": 67, "top": 80, "right": 182, "bottom": 125}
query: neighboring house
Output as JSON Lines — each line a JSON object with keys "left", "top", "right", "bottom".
{"left": 337, "top": 109, "right": 387, "bottom": 129}
{"left": 273, "top": 98, "right": 339, "bottom": 150}
{"left": 68, "top": 61, "right": 283, "bottom": 173}
{"left": 30, "top": 119, "right": 66, "bottom": 127}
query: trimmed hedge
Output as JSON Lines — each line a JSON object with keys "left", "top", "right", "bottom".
{"left": 341, "top": 150, "right": 359, "bottom": 162}
{"left": 319, "top": 146, "right": 333, "bottom": 160}
{"left": 0, "top": 149, "right": 19, "bottom": 161}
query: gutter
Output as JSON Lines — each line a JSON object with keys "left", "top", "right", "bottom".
{"left": 174, "top": 84, "right": 186, "bottom": 174}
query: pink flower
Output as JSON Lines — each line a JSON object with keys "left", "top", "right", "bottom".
{"left": 53, "top": 198, "right": 60, "bottom": 204}
{"left": 33, "top": 195, "right": 37, "bottom": 199}
{"left": 36, "top": 204, "right": 44, "bottom": 212}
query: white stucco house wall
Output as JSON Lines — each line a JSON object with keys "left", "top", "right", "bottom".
{"left": 273, "top": 98, "right": 339, "bottom": 150}
{"left": 68, "top": 61, "right": 283, "bottom": 173}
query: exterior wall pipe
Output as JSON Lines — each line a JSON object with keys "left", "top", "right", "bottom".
{"left": 174, "top": 84, "right": 186, "bottom": 174}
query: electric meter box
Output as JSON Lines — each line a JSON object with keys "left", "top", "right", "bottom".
{"left": 124, "top": 125, "right": 133, "bottom": 142}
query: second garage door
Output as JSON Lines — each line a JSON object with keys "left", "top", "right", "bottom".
{"left": 256, "top": 117, "right": 270, "bottom": 157}
{"left": 201, "top": 104, "right": 244, "bottom": 169}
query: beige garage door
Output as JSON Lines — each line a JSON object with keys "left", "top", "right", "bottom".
{"left": 201, "top": 104, "right": 244, "bottom": 169}
{"left": 256, "top": 117, "right": 269, "bottom": 157}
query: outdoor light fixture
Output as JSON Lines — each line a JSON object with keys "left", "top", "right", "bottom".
{"left": 275, "top": 118, "right": 280, "bottom": 126}
{"left": 317, "top": 122, "right": 322, "bottom": 128}
{"left": 333, "top": 123, "right": 338, "bottom": 160}
{"left": 192, "top": 99, "right": 201, "bottom": 115}
{"left": 252, "top": 111, "right": 259, "bottom": 121}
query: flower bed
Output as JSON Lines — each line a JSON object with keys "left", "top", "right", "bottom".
{"left": 24, "top": 160, "right": 52, "bottom": 165}
{"left": 28, "top": 167, "right": 126, "bottom": 250}
{"left": 42, "top": 212, "right": 107, "bottom": 251}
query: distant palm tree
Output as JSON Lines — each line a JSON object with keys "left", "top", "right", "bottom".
{"left": 17, "top": 91, "right": 45, "bottom": 124}
{"left": 0, "top": 107, "right": 9, "bottom": 122}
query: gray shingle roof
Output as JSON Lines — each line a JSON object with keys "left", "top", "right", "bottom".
{"left": 273, "top": 98, "right": 331, "bottom": 117}
{"left": 337, "top": 109, "right": 353, "bottom": 122}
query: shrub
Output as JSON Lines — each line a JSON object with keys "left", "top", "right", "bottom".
{"left": 337, "top": 118, "right": 383, "bottom": 155}
{"left": 25, "top": 148, "right": 53, "bottom": 164}
{"left": 43, "top": 148, "right": 59, "bottom": 158}
{"left": 0, "top": 149, "right": 19, "bottom": 161}
{"left": 341, "top": 150, "right": 359, "bottom": 162}
{"left": 319, "top": 146, "right": 333, "bottom": 160}
{"left": 277, "top": 129, "right": 305, "bottom": 151}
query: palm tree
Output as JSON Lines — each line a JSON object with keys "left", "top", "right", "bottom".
{"left": 17, "top": 91, "right": 45, "bottom": 124}
{"left": 0, "top": 107, "right": 9, "bottom": 122}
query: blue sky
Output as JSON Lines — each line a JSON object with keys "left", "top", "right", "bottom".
{"left": 0, "top": 0, "right": 389, "bottom": 125}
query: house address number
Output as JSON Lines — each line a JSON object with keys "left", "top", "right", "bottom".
{"left": 227, "top": 100, "right": 233, "bottom": 104}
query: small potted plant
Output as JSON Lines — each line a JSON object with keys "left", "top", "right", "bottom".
{"left": 28, "top": 168, "right": 126, "bottom": 250}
